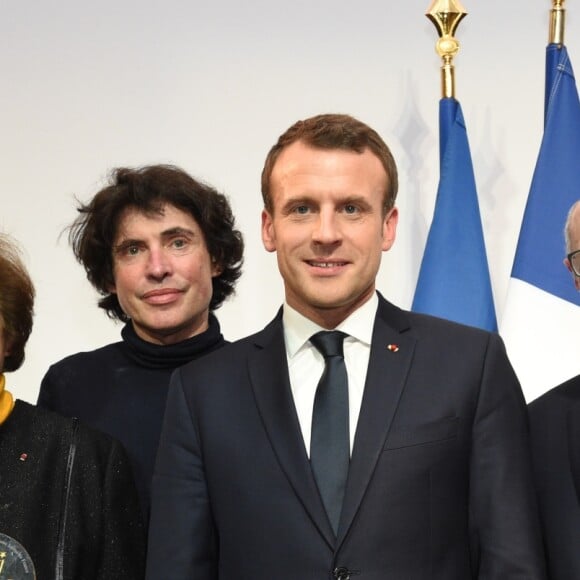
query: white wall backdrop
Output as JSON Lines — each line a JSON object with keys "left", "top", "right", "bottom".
{"left": 1, "top": 0, "right": 577, "bottom": 403}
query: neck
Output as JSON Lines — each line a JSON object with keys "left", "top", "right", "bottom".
{"left": 132, "top": 316, "right": 210, "bottom": 346}
{"left": 287, "top": 287, "right": 376, "bottom": 330}
{"left": 0, "top": 374, "right": 15, "bottom": 425}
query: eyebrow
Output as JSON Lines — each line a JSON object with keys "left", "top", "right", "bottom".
{"left": 159, "top": 226, "right": 197, "bottom": 239}
{"left": 342, "top": 195, "right": 373, "bottom": 210}
{"left": 280, "top": 196, "right": 313, "bottom": 212}
{"left": 281, "top": 194, "right": 373, "bottom": 212}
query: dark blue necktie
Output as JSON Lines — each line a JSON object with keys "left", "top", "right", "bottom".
{"left": 310, "top": 331, "right": 350, "bottom": 535}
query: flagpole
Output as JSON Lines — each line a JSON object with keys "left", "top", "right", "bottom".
{"left": 550, "top": 0, "right": 566, "bottom": 45}
{"left": 426, "top": 0, "right": 468, "bottom": 98}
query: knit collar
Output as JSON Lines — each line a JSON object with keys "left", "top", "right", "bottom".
{"left": 120, "top": 313, "right": 225, "bottom": 370}
{"left": 0, "top": 374, "right": 15, "bottom": 425}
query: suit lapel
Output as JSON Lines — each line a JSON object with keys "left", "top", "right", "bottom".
{"left": 248, "top": 313, "right": 336, "bottom": 549}
{"left": 566, "top": 388, "right": 580, "bottom": 506}
{"left": 337, "top": 297, "right": 416, "bottom": 548}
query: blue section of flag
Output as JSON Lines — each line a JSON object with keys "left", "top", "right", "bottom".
{"left": 511, "top": 44, "right": 580, "bottom": 306}
{"left": 412, "top": 98, "right": 497, "bottom": 331}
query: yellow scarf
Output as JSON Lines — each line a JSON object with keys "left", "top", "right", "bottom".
{"left": 0, "top": 374, "right": 15, "bottom": 425}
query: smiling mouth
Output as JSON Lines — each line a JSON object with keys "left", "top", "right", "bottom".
{"left": 307, "top": 260, "right": 348, "bottom": 268}
{"left": 141, "top": 289, "right": 183, "bottom": 304}
{"left": 142, "top": 289, "right": 181, "bottom": 298}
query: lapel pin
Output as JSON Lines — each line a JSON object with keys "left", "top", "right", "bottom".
{"left": 19, "top": 453, "right": 28, "bottom": 462}
{"left": 387, "top": 344, "right": 400, "bottom": 353}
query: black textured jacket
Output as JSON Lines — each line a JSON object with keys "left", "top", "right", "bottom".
{"left": 0, "top": 401, "right": 145, "bottom": 579}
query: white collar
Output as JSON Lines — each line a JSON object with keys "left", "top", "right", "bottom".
{"left": 283, "top": 292, "right": 378, "bottom": 359}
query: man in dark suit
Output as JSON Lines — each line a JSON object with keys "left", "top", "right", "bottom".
{"left": 528, "top": 200, "right": 580, "bottom": 580}
{"left": 146, "top": 114, "right": 546, "bottom": 579}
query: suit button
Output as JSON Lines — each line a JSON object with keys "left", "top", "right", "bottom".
{"left": 333, "top": 567, "right": 350, "bottom": 580}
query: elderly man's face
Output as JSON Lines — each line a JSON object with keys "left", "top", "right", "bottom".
{"left": 564, "top": 204, "right": 580, "bottom": 291}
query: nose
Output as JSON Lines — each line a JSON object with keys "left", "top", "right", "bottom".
{"left": 312, "top": 208, "right": 341, "bottom": 245}
{"left": 145, "top": 247, "right": 172, "bottom": 280}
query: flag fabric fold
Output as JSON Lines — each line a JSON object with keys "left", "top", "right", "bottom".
{"left": 412, "top": 97, "right": 497, "bottom": 331}
{"left": 501, "top": 44, "right": 580, "bottom": 401}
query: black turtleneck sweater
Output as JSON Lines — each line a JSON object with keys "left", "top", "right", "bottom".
{"left": 37, "top": 314, "right": 226, "bottom": 519}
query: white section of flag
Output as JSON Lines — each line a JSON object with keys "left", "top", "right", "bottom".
{"left": 501, "top": 278, "right": 580, "bottom": 402}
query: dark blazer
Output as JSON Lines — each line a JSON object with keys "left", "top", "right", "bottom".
{"left": 147, "top": 295, "right": 545, "bottom": 579}
{"left": 529, "top": 374, "right": 580, "bottom": 580}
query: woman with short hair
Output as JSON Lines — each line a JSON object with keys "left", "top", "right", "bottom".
{"left": 0, "top": 233, "right": 145, "bottom": 579}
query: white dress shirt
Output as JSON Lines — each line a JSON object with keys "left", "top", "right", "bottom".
{"left": 283, "top": 292, "right": 378, "bottom": 456}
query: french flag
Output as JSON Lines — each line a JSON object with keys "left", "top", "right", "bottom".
{"left": 501, "top": 43, "right": 580, "bottom": 401}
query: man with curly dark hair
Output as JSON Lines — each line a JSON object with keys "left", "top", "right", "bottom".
{"left": 37, "top": 164, "right": 244, "bottom": 520}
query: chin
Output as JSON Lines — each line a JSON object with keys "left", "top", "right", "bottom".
{"left": 308, "top": 298, "right": 350, "bottom": 311}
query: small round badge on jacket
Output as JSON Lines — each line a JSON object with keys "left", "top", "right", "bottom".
{"left": 0, "top": 533, "right": 35, "bottom": 579}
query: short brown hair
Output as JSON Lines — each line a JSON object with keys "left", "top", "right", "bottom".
{"left": 0, "top": 235, "right": 35, "bottom": 372}
{"left": 69, "top": 165, "right": 244, "bottom": 322}
{"left": 261, "top": 113, "right": 398, "bottom": 214}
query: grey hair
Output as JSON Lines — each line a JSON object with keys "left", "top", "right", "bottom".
{"left": 564, "top": 200, "right": 580, "bottom": 253}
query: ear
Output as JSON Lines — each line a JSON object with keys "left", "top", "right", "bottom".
{"left": 261, "top": 210, "right": 276, "bottom": 253}
{"left": 2, "top": 334, "right": 12, "bottom": 359}
{"left": 564, "top": 258, "right": 580, "bottom": 291}
{"left": 210, "top": 259, "right": 223, "bottom": 278}
{"left": 106, "top": 268, "right": 117, "bottom": 294}
{"left": 381, "top": 207, "right": 398, "bottom": 251}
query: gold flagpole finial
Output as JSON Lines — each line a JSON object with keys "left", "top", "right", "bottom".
{"left": 426, "top": 0, "right": 468, "bottom": 99}
{"left": 549, "top": 0, "right": 566, "bottom": 45}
